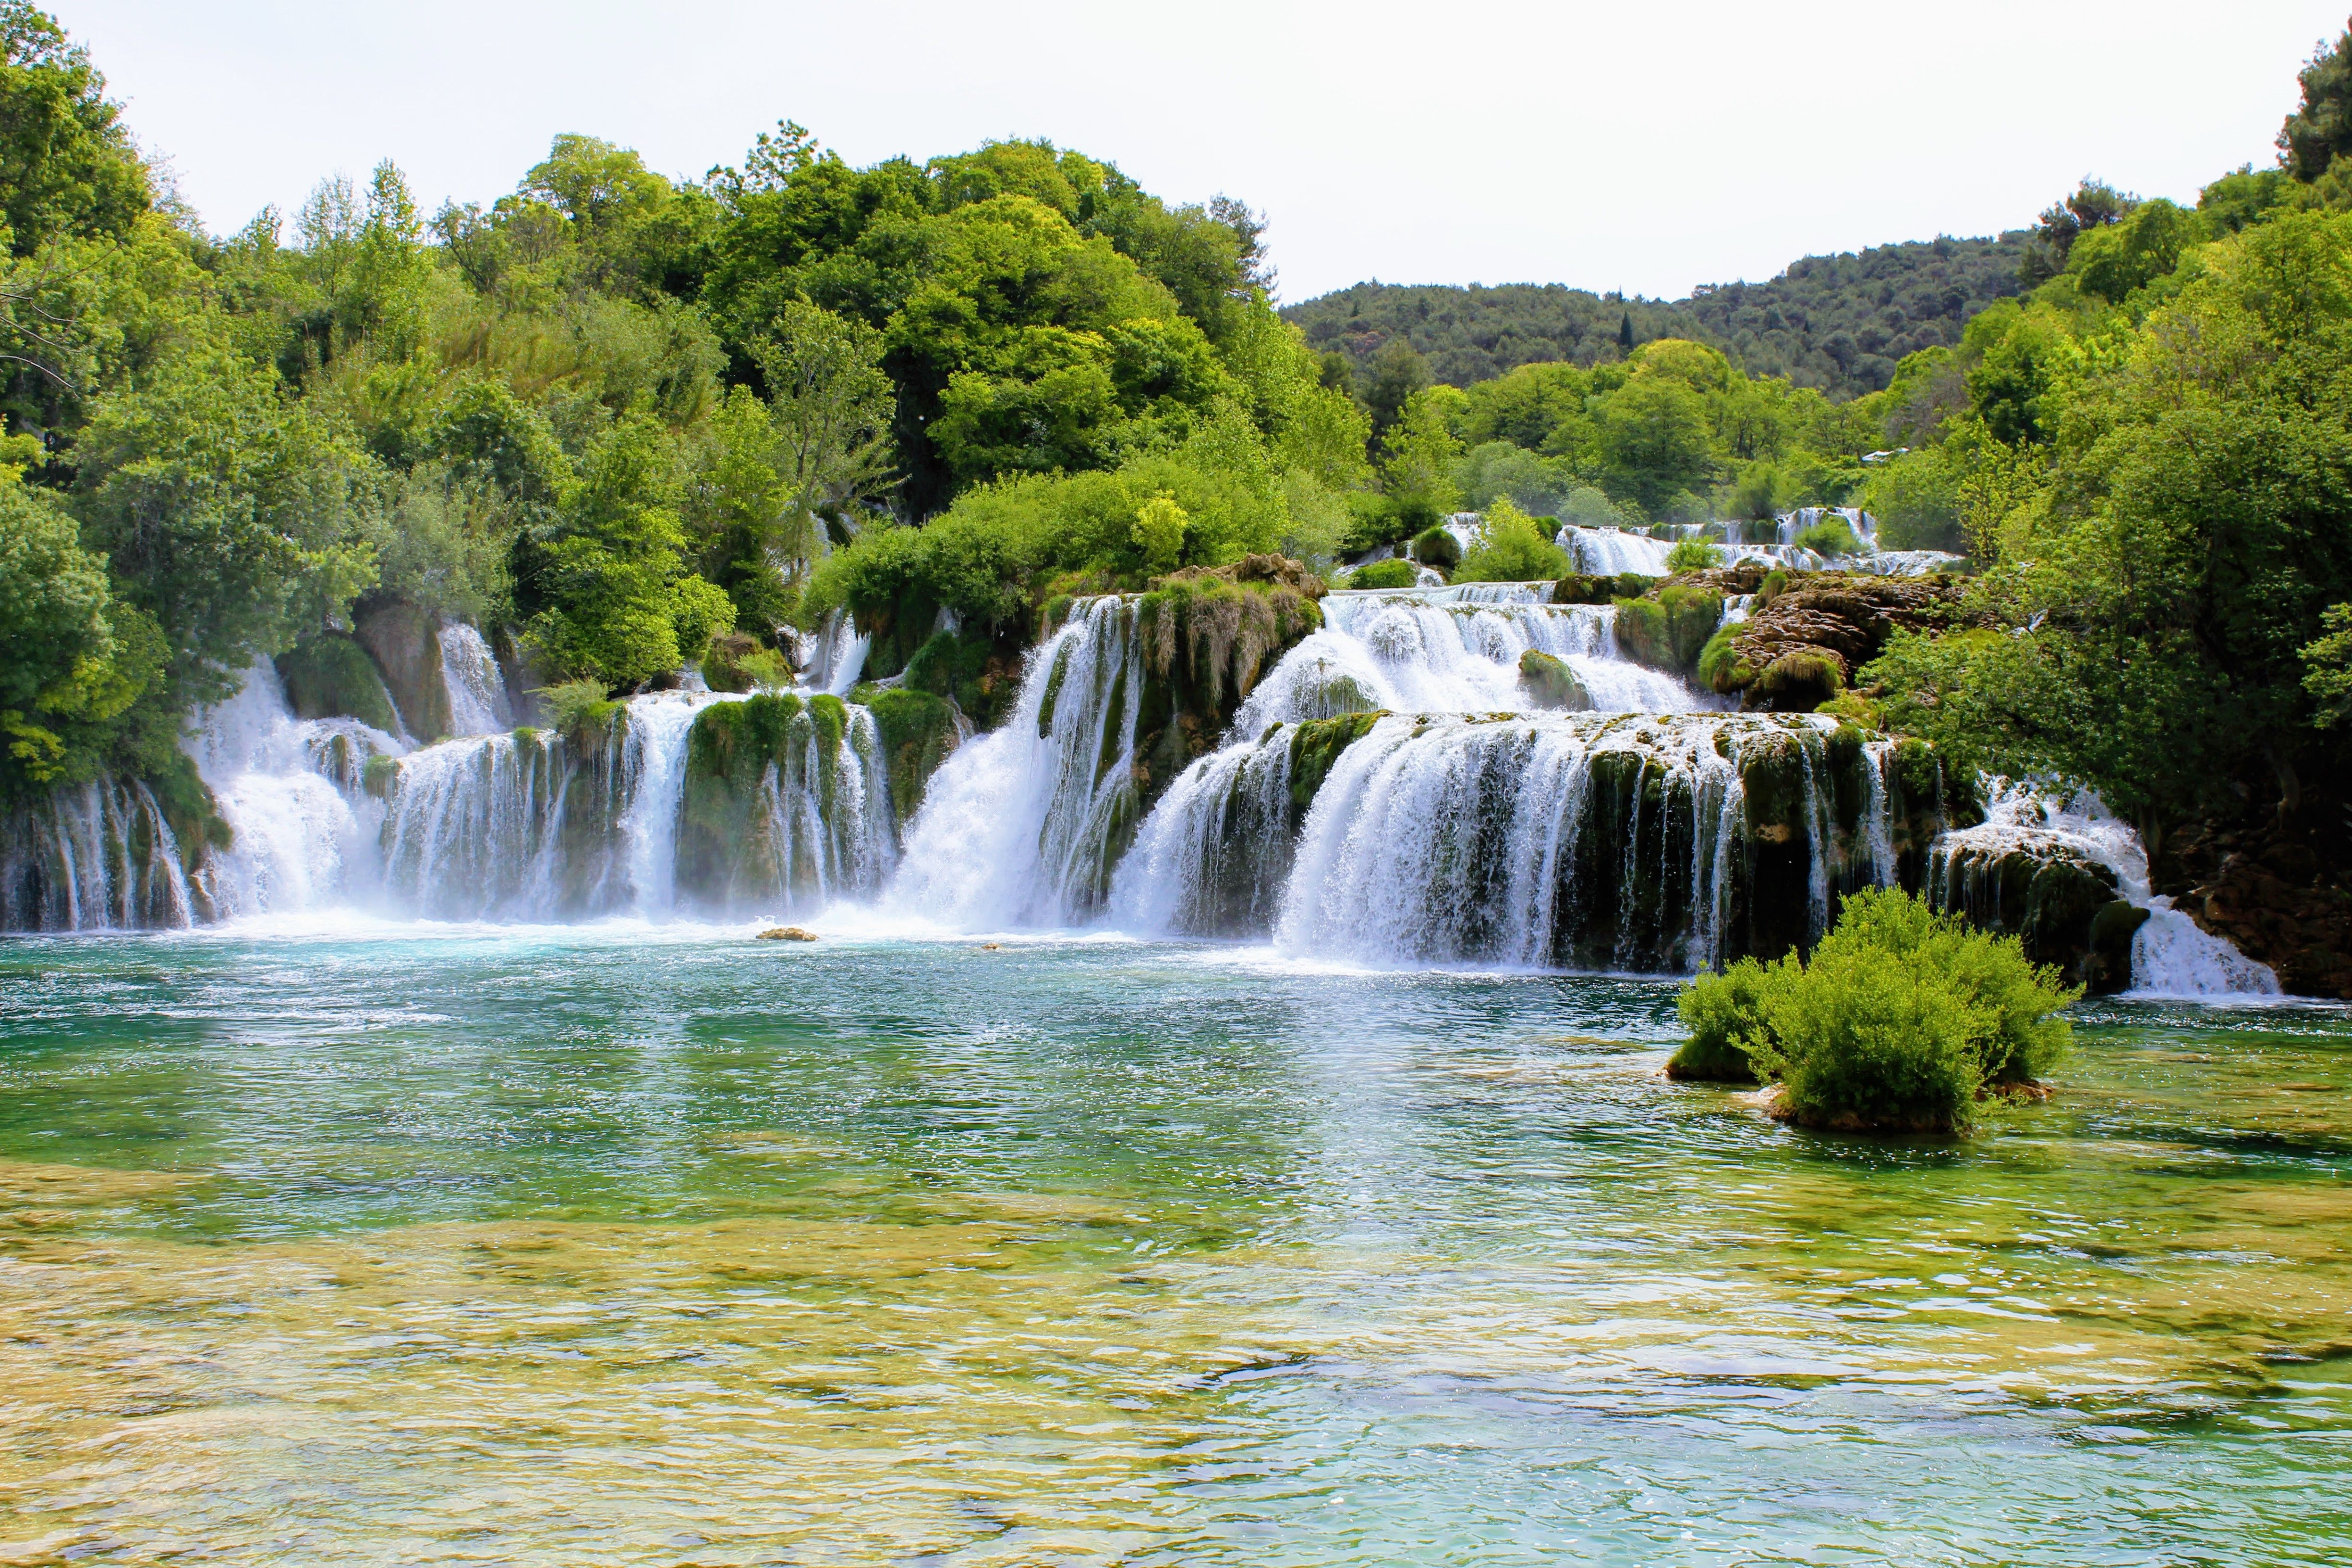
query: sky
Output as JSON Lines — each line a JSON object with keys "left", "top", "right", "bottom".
{"left": 51, "top": 0, "right": 2342, "bottom": 304}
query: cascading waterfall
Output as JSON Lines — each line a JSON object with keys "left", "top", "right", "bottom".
{"left": 1930, "top": 784, "right": 2281, "bottom": 997}
{"left": 0, "top": 776, "right": 199, "bottom": 931}
{"left": 186, "top": 660, "right": 401, "bottom": 918}
{"left": 437, "top": 622, "right": 514, "bottom": 736}
{"left": 1115, "top": 712, "right": 1902, "bottom": 972}
{"left": 889, "top": 597, "right": 1143, "bottom": 929}
{"left": 1236, "top": 589, "right": 1700, "bottom": 730}
{"left": 1558, "top": 508, "right": 1959, "bottom": 579}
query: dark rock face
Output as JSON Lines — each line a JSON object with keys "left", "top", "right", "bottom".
{"left": 354, "top": 600, "right": 452, "bottom": 742}
{"left": 2160, "top": 817, "right": 2352, "bottom": 999}
{"left": 1704, "top": 573, "right": 1967, "bottom": 712}
{"left": 276, "top": 632, "right": 400, "bottom": 734}
{"left": 1926, "top": 828, "right": 2130, "bottom": 993}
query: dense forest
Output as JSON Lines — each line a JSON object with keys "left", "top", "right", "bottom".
{"left": 1283, "top": 232, "right": 2034, "bottom": 398}
{"left": 5, "top": 0, "right": 2352, "bottom": 984}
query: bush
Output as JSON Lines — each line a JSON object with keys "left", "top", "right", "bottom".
{"left": 1346, "top": 556, "right": 1419, "bottom": 588}
{"left": 535, "top": 678, "right": 620, "bottom": 744}
{"left": 701, "top": 631, "right": 791, "bottom": 693}
{"left": 1456, "top": 497, "right": 1571, "bottom": 581}
{"left": 1794, "top": 517, "right": 1860, "bottom": 557}
{"left": 1663, "top": 537, "right": 1717, "bottom": 574}
{"left": 1411, "top": 524, "right": 1462, "bottom": 571}
{"left": 1669, "top": 886, "right": 2077, "bottom": 1135}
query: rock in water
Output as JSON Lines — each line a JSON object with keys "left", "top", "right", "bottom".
{"left": 757, "top": 926, "right": 819, "bottom": 942}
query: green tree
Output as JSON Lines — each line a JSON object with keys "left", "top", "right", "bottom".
{"left": 0, "top": 475, "right": 153, "bottom": 790}
{"left": 0, "top": 3, "right": 148, "bottom": 254}
{"left": 2280, "top": 21, "right": 2352, "bottom": 182}
{"left": 1456, "top": 497, "right": 1568, "bottom": 581}
{"left": 519, "top": 417, "right": 735, "bottom": 689}
{"left": 1359, "top": 336, "right": 1431, "bottom": 441}
{"left": 1598, "top": 375, "right": 1714, "bottom": 513}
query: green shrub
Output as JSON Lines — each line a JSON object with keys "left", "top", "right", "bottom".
{"left": 1457, "top": 498, "right": 1571, "bottom": 582}
{"left": 1671, "top": 887, "right": 2077, "bottom": 1135}
{"left": 1346, "top": 556, "right": 1419, "bottom": 588}
{"left": 535, "top": 678, "right": 620, "bottom": 744}
{"left": 1667, "top": 962, "right": 1771, "bottom": 1082}
{"left": 1663, "top": 537, "right": 1717, "bottom": 574}
{"left": 1411, "top": 524, "right": 1462, "bottom": 572}
{"left": 1697, "top": 623, "right": 1748, "bottom": 693}
{"left": 701, "top": 631, "right": 791, "bottom": 693}
{"left": 1612, "top": 584, "right": 1723, "bottom": 674}
{"left": 1794, "top": 517, "right": 1860, "bottom": 557}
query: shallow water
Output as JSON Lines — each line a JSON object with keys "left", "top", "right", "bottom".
{"left": 2, "top": 925, "right": 2348, "bottom": 1564}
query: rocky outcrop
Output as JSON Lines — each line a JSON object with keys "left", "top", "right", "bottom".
{"left": 1613, "top": 584, "right": 1724, "bottom": 676}
{"left": 675, "top": 693, "right": 894, "bottom": 911}
{"left": 1701, "top": 572, "right": 1967, "bottom": 712}
{"left": 353, "top": 600, "right": 452, "bottom": 742}
{"left": 2161, "top": 818, "right": 2352, "bottom": 999}
{"left": 276, "top": 632, "right": 401, "bottom": 735}
{"left": 1926, "top": 828, "right": 2139, "bottom": 994}
{"left": 855, "top": 686, "right": 962, "bottom": 825}
{"left": 1517, "top": 649, "right": 1591, "bottom": 710}
{"left": 1128, "top": 573, "right": 1323, "bottom": 809}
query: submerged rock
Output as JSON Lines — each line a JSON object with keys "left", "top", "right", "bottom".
{"left": 757, "top": 926, "right": 818, "bottom": 941}
{"left": 1516, "top": 649, "right": 1592, "bottom": 711}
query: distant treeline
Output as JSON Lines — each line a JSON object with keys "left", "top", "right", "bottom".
{"left": 1284, "top": 232, "right": 2034, "bottom": 399}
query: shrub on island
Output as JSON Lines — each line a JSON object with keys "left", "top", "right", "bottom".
{"left": 1666, "top": 886, "right": 2077, "bottom": 1134}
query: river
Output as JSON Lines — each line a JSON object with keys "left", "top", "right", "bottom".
{"left": 2, "top": 923, "right": 2345, "bottom": 1563}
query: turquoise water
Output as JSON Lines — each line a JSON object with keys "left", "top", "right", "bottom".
{"left": 2, "top": 925, "right": 2348, "bottom": 1564}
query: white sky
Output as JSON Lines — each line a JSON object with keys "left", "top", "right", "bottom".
{"left": 52, "top": 0, "right": 2340, "bottom": 303}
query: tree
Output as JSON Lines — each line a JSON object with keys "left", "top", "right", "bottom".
{"left": 0, "top": 2, "right": 148, "bottom": 255}
{"left": 2017, "top": 179, "right": 2136, "bottom": 283}
{"left": 2281, "top": 21, "right": 2352, "bottom": 182}
{"left": 1358, "top": 336, "right": 1431, "bottom": 440}
{"left": 0, "top": 474, "right": 152, "bottom": 790}
{"left": 519, "top": 417, "right": 734, "bottom": 689}
{"left": 745, "top": 300, "right": 894, "bottom": 536}
{"left": 1456, "top": 497, "right": 1569, "bottom": 581}
{"left": 1598, "top": 375, "right": 1714, "bottom": 514}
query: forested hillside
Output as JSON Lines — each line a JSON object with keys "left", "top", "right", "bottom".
{"left": 1285, "top": 232, "right": 2032, "bottom": 398}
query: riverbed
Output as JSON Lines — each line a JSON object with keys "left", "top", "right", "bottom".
{"left": 1, "top": 924, "right": 2346, "bottom": 1563}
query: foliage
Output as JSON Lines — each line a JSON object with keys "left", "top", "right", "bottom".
{"left": 1793, "top": 516, "right": 1859, "bottom": 556}
{"left": 1455, "top": 498, "right": 1568, "bottom": 582}
{"left": 1856, "top": 448, "right": 1964, "bottom": 554}
{"left": 1677, "top": 887, "right": 2075, "bottom": 1134}
{"left": 516, "top": 416, "right": 734, "bottom": 690}
{"left": 1285, "top": 233, "right": 2030, "bottom": 399}
{"left": 1345, "top": 556, "right": 1418, "bottom": 588}
{"left": 2306, "top": 603, "right": 2352, "bottom": 727}
{"left": 1411, "top": 523, "right": 1461, "bottom": 572}
{"left": 2280, "top": 21, "right": 2352, "bottom": 182}
{"left": 533, "top": 676, "right": 618, "bottom": 741}
{"left": 1663, "top": 537, "right": 1716, "bottom": 574}
{"left": 0, "top": 2, "right": 147, "bottom": 254}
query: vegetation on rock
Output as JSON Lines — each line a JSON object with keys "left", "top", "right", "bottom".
{"left": 1672, "top": 887, "right": 2076, "bottom": 1134}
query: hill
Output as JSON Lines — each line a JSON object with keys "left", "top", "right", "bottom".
{"left": 1283, "top": 231, "right": 2034, "bottom": 399}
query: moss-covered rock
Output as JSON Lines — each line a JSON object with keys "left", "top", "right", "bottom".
{"left": 1550, "top": 573, "right": 1619, "bottom": 606}
{"left": 1411, "top": 525, "right": 1461, "bottom": 572}
{"left": 1928, "top": 831, "right": 2132, "bottom": 993}
{"left": 1516, "top": 649, "right": 1591, "bottom": 711}
{"left": 1708, "top": 572, "right": 1966, "bottom": 711}
{"left": 276, "top": 632, "right": 400, "bottom": 734}
{"left": 858, "top": 687, "right": 960, "bottom": 824}
{"left": 702, "top": 631, "right": 791, "bottom": 693}
{"left": 1612, "top": 584, "right": 1723, "bottom": 675}
{"left": 675, "top": 693, "right": 884, "bottom": 909}
{"left": 1286, "top": 710, "right": 1384, "bottom": 816}
{"left": 354, "top": 599, "right": 451, "bottom": 742}
{"left": 1128, "top": 575, "right": 1324, "bottom": 813}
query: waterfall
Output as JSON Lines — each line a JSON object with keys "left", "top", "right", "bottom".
{"left": 185, "top": 659, "right": 401, "bottom": 918}
{"left": 889, "top": 598, "right": 1143, "bottom": 929}
{"left": 436, "top": 623, "right": 513, "bottom": 736}
{"left": 1115, "top": 712, "right": 1902, "bottom": 972}
{"left": 695, "top": 701, "right": 897, "bottom": 912}
{"left": 1563, "top": 526, "right": 1677, "bottom": 576}
{"left": 802, "top": 609, "right": 870, "bottom": 695}
{"left": 1233, "top": 589, "right": 1698, "bottom": 735}
{"left": 1928, "top": 785, "right": 2281, "bottom": 998}
{"left": 0, "top": 776, "right": 199, "bottom": 931}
